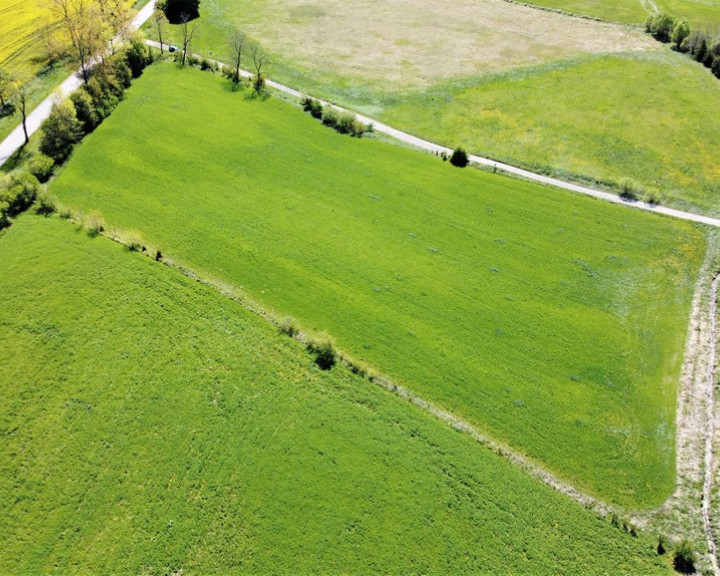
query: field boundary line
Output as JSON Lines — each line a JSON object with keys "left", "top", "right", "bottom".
{"left": 80, "top": 213, "right": 624, "bottom": 520}
{"left": 143, "top": 40, "right": 720, "bottom": 230}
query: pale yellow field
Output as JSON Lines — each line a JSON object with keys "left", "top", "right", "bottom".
{"left": 228, "top": 0, "right": 656, "bottom": 88}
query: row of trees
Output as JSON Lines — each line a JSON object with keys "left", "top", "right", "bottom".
{"left": 47, "top": 0, "right": 137, "bottom": 84}
{"left": 40, "top": 38, "right": 152, "bottom": 164}
{"left": 646, "top": 12, "right": 720, "bottom": 77}
{"left": 0, "top": 38, "right": 152, "bottom": 232}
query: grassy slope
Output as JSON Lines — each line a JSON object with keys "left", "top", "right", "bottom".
{"left": 382, "top": 51, "right": 720, "bottom": 216}
{"left": 0, "top": 215, "right": 671, "bottom": 575}
{"left": 521, "top": 0, "right": 720, "bottom": 26}
{"left": 146, "top": 6, "right": 720, "bottom": 216}
{"left": 50, "top": 64, "right": 706, "bottom": 508}
{"left": 519, "top": 0, "right": 648, "bottom": 23}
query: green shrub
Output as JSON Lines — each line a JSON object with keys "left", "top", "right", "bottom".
{"left": 34, "top": 189, "right": 57, "bottom": 215}
{"left": 619, "top": 177, "right": 638, "bottom": 200}
{"left": 646, "top": 12, "right": 677, "bottom": 43}
{"left": 303, "top": 97, "right": 323, "bottom": 119}
{"left": 450, "top": 147, "right": 469, "bottom": 167}
{"left": 0, "top": 171, "right": 41, "bottom": 217}
{"left": 322, "top": 108, "right": 338, "bottom": 128}
{"left": 671, "top": 18, "right": 690, "bottom": 51}
{"left": 673, "top": 539, "right": 696, "bottom": 574}
{"left": 307, "top": 334, "right": 336, "bottom": 370}
{"left": 656, "top": 534, "right": 668, "bottom": 555}
{"left": 279, "top": 316, "right": 299, "bottom": 337}
{"left": 187, "top": 54, "right": 201, "bottom": 68}
{"left": 125, "top": 37, "right": 150, "bottom": 78}
{"left": 86, "top": 211, "right": 106, "bottom": 237}
{"left": 70, "top": 89, "right": 100, "bottom": 133}
{"left": 39, "top": 100, "right": 83, "bottom": 164}
{"left": 125, "top": 230, "right": 145, "bottom": 252}
{"left": 27, "top": 154, "right": 55, "bottom": 183}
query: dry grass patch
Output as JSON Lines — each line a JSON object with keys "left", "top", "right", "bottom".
{"left": 228, "top": 0, "right": 655, "bottom": 87}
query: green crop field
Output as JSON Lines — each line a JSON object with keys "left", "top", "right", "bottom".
{"left": 147, "top": 1, "right": 720, "bottom": 216}
{"left": 0, "top": 215, "right": 671, "bottom": 574}
{"left": 50, "top": 63, "right": 706, "bottom": 509}
{"left": 381, "top": 51, "right": 720, "bottom": 216}
{"left": 523, "top": 0, "right": 720, "bottom": 26}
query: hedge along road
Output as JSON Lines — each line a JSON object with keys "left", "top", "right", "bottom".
{"left": 0, "top": 0, "right": 158, "bottom": 169}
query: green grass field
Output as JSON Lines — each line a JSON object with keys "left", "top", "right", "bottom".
{"left": 0, "top": 215, "right": 671, "bottom": 574}
{"left": 381, "top": 51, "right": 720, "bottom": 216}
{"left": 523, "top": 0, "right": 720, "bottom": 26}
{"left": 50, "top": 63, "right": 706, "bottom": 508}
{"left": 146, "top": 3, "right": 720, "bottom": 216}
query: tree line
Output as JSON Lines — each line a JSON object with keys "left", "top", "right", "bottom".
{"left": 645, "top": 12, "right": 720, "bottom": 78}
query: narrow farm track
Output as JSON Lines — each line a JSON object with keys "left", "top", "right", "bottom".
{"left": 704, "top": 272, "right": 720, "bottom": 575}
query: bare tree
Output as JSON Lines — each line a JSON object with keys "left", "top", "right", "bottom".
{"left": 228, "top": 30, "right": 245, "bottom": 86}
{"left": 249, "top": 41, "right": 267, "bottom": 94}
{"left": 47, "top": 0, "right": 104, "bottom": 84}
{"left": 10, "top": 84, "right": 30, "bottom": 146}
{"left": 153, "top": 8, "right": 167, "bottom": 54}
{"left": 180, "top": 13, "right": 197, "bottom": 66}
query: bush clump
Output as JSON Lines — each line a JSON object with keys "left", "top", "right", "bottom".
{"left": 125, "top": 37, "right": 152, "bottom": 79}
{"left": 39, "top": 100, "right": 83, "bottom": 164}
{"left": 302, "top": 97, "right": 323, "bottom": 119}
{"left": 34, "top": 190, "right": 57, "bottom": 216}
{"left": 450, "top": 147, "right": 469, "bottom": 168}
{"left": 673, "top": 539, "right": 696, "bottom": 574}
{"left": 27, "top": 154, "right": 55, "bottom": 183}
{"left": 307, "top": 334, "right": 337, "bottom": 370}
{"left": 619, "top": 177, "right": 638, "bottom": 201}
{"left": 279, "top": 316, "right": 299, "bottom": 337}
{"left": 0, "top": 171, "right": 41, "bottom": 229}
{"left": 85, "top": 211, "right": 106, "bottom": 237}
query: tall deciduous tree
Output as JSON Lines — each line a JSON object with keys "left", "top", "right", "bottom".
{"left": 228, "top": 30, "right": 245, "bottom": 86}
{"left": 249, "top": 41, "right": 267, "bottom": 94}
{"left": 153, "top": 8, "right": 168, "bottom": 54}
{"left": 48, "top": 0, "right": 104, "bottom": 84}
{"left": 12, "top": 84, "right": 30, "bottom": 146}
{"left": 159, "top": 0, "right": 200, "bottom": 24}
{"left": 39, "top": 100, "right": 83, "bottom": 163}
{"left": 180, "top": 13, "right": 197, "bottom": 66}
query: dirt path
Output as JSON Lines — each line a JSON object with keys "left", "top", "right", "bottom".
{"left": 639, "top": 0, "right": 660, "bottom": 15}
{"left": 704, "top": 272, "right": 719, "bottom": 575}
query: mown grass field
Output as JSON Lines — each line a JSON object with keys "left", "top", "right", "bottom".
{"left": 51, "top": 63, "right": 706, "bottom": 508}
{"left": 0, "top": 215, "right": 672, "bottom": 574}
{"left": 524, "top": 0, "right": 720, "bottom": 26}
{"left": 382, "top": 51, "right": 720, "bottom": 216}
{"left": 147, "top": 2, "right": 720, "bottom": 216}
